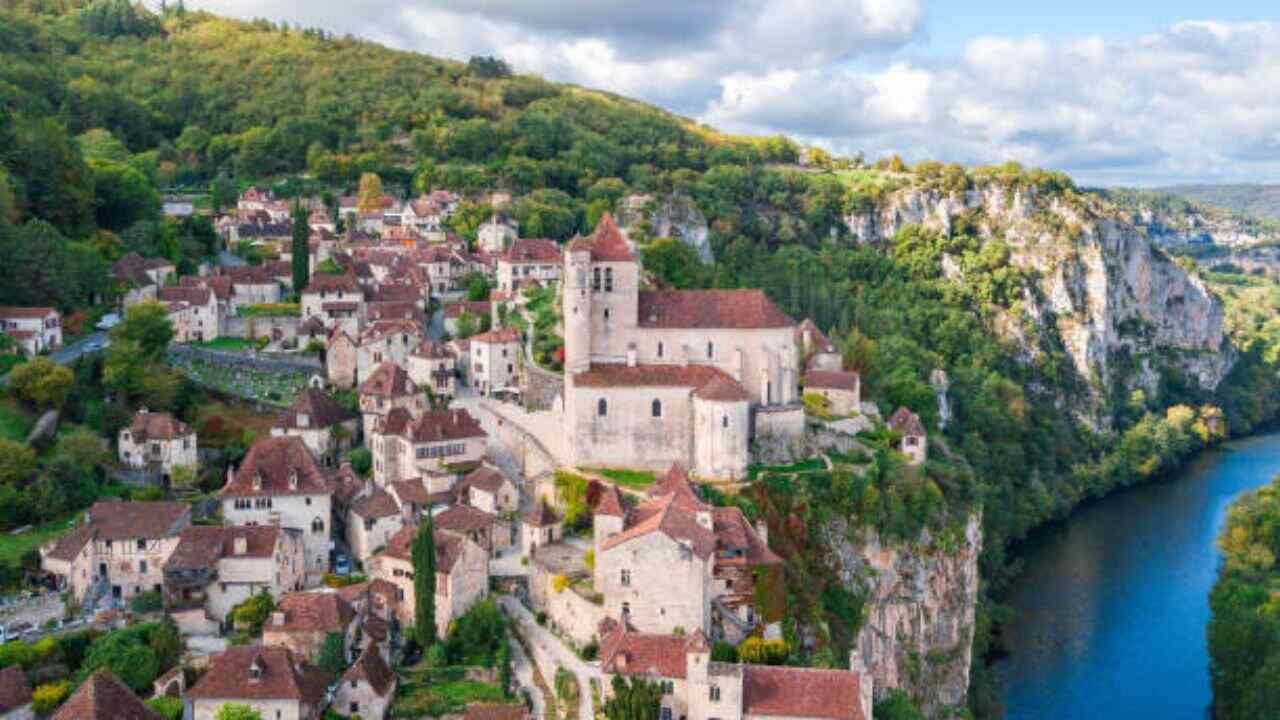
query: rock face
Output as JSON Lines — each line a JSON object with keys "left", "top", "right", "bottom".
{"left": 827, "top": 514, "right": 982, "bottom": 716}
{"left": 618, "top": 195, "right": 714, "bottom": 264}
{"left": 845, "top": 185, "right": 1231, "bottom": 425}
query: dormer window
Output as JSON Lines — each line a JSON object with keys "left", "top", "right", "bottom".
{"left": 289, "top": 472, "right": 298, "bottom": 490}
{"left": 249, "top": 661, "right": 262, "bottom": 681}
{"left": 252, "top": 473, "right": 262, "bottom": 491}
{"left": 297, "top": 413, "right": 309, "bottom": 428}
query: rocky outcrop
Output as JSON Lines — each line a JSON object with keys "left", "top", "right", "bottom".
{"left": 844, "top": 185, "right": 1231, "bottom": 424}
{"left": 828, "top": 514, "right": 982, "bottom": 717}
{"left": 618, "top": 194, "right": 713, "bottom": 263}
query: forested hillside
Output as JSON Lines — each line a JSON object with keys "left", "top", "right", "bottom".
{"left": 1159, "top": 184, "right": 1280, "bottom": 222}
{"left": 4, "top": 2, "right": 1280, "bottom": 716}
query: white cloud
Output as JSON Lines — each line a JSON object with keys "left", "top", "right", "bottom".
{"left": 184, "top": 1, "right": 1280, "bottom": 184}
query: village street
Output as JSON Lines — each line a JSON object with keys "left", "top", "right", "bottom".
{"left": 498, "top": 594, "right": 599, "bottom": 720}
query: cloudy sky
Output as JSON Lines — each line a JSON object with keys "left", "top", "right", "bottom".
{"left": 184, "top": 0, "right": 1280, "bottom": 187}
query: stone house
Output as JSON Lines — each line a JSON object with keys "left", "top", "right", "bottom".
{"left": 888, "top": 407, "right": 927, "bottom": 465}
{"left": 470, "top": 327, "right": 521, "bottom": 396}
{"left": 347, "top": 482, "right": 405, "bottom": 563}
{"left": 163, "top": 525, "right": 305, "bottom": 629}
{"left": 409, "top": 340, "right": 457, "bottom": 398}
{"left": 0, "top": 665, "right": 32, "bottom": 720}
{"left": 272, "top": 388, "right": 360, "bottom": 466}
{"left": 388, "top": 478, "right": 436, "bottom": 517}
{"left": 803, "top": 370, "right": 862, "bottom": 417}
{"left": 497, "top": 239, "right": 562, "bottom": 293}
{"left": 221, "top": 436, "right": 335, "bottom": 585}
{"left": 359, "top": 362, "right": 426, "bottom": 440}
{"left": 187, "top": 645, "right": 330, "bottom": 720}
{"left": 41, "top": 501, "right": 190, "bottom": 604}
{"left": 370, "top": 408, "right": 487, "bottom": 486}
{"left": 455, "top": 464, "right": 519, "bottom": 515}
{"left": 797, "top": 318, "right": 842, "bottom": 371}
{"left": 222, "top": 265, "right": 284, "bottom": 309}
{"left": 599, "top": 620, "right": 872, "bottom": 720}
{"left": 262, "top": 591, "right": 358, "bottom": 663}
{"left": 434, "top": 504, "right": 511, "bottom": 556}
{"left": 0, "top": 307, "right": 61, "bottom": 355}
{"left": 300, "top": 272, "right": 364, "bottom": 335}
{"left": 521, "top": 501, "right": 562, "bottom": 553}
{"left": 561, "top": 214, "right": 803, "bottom": 480}
{"left": 477, "top": 214, "right": 519, "bottom": 254}
{"left": 368, "top": 524, "right": 489, "bottom": 637}
{"left": 111, "top": 253, "right": 174, "bottom": 309}
{"left": 357, "top": 320, "right": 424, "bottom": 384}
{"left": 334, "top": 644, "right": 397, "bottom": 720}
{"left": 51, "top": 671, "right": 162, "bottom": 720}
{"left": 326, "top": 327, "right": 359, "bottom": 389}
{"left": 443, "top": 300, "right": 492, "bottom": 337}
{"left": 158, "top": 286, "right": 221, "bottom": 343}
{"left": 595, "top": 466, "right": 779, "bottom": 641}
{"left": 118, "top": 409, "right": 198, "bottom": 480}
{"left": 180, "top": 275, "right": 234, "bottom": 317}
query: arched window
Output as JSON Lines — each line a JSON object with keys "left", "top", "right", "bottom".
{"left": 652, "top": 399, "right": 662, "bottom": 418}
{"left": 657, "top": 342, "right": 664, "bottom": 358}
{"left": 597, "top": 398, "right": 608, "bottom": 417}
{"left": 311, "top": 517, "right": 325, "bottom": 534}
{"left": 592, "top": 267, "right": 601, "bottom": 291}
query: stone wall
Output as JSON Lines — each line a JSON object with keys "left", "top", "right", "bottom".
{"left": 521, "top": 359, "right": 564, "bottom": 412}
{"left": 530, "top": 562, "right": 605, "bottom": 647}
{"left": 223, "top": 315, "right": 302, "bottom": 345}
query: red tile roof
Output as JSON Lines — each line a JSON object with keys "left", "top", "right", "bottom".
{"left": 223, "top": 436, "right": 331, "bottom": 498}
{"left": 186, "top": 646, "right": 330, "bottom": 704}
{"left": 594, "top": 484, "right": 626, "bottom": 517}
{"left": 127, "top": 410, "right": 193, "bottom": 441}
{"left": 797, "top": 319, "right": 837, "bottom": 354}
{"left": 471, "top": 327, "right": 520, "bottom": 344}
{"left": 165, "top": 525, "right": 285, "bottom": 572}
{"left": 741, "top": 665, "right": 865, "bottom": 720}
{"left": 157, "top": 285, "right": 214, "bottom": 307}
{"left": 572, "top": 363, "right": 747, "bottom": 404}
{"left": 601, "top": 492, "right": 716, "bottom": 559}
{"left": 351, "top": 486, "right": 401, "bottom": 520}
{"left": 569, "top": 214, "right": 635, "bottom": 262}
{"left": 888, "top": 407, "right": 926, "bottom": 437}
{"left": 600, "top": 622, "right": 691, "bottom": 679}
{"left": 444, "top": 301, "right": 491, "bottom": 319}
{"left": 359, "top": 362, "right": 417, "bottom": 398}
{"left": 694, "top": 373, "right": 751, "bottom": 402}
{"left": 0, "top": 306, "right": 57, "bottom": 319}
{"left": 265, "top": 592, "right": 356, "bottom": 634}
{"left": 396, "top": 409, "right": 486, "bottom": 444}
{"left": 306, "top": 272, "right": 362, "bottom": 294}
{"left": 54, "top": 501, "right": 190, "bottom": 556}
{"left": 0, "top": 665, "right": 31, "bottom": 712}
{"left": 804, "top": 370, "right": 860, "bottom": 392}
{"left": 523, "top": 501, "right": 561, "bottom": 528}
{"left": 435, "top": 504, "right": 497, "bottom": 534}
{"left": 389, "top": 478, "right": 431, "bottom": 507}
{"left": 637, "top": 290, "right": 793, "bottom": 329}
{"left": 502, "top": 239, "right": 561, "bottom": 263}
{"left": 459, "top": 465, "right": 511, "bottom": 496}
{"left": 382, "top": 525, "right": 465, "bottom": 572}
{"left": 275, "top": 389, "right": 358, "bottom": 430}
{"left": 51, "top": 671, "right": 161, "bottom": 720}
{"left": 343, "top": 644, "right": 396, "bottom": 696}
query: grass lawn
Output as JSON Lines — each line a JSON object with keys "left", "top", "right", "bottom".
{"left": 190, "top": 337, "right": 255, "bottom": 351}
{"left": 596, "top": 468, "right": 656, "bottom": 491}
{"left": 390, "top": 665, "right": 508, "bottom": 718}
{"left": 0, "top": 514, "right": 77, "bottom": 566}
{"left": 747, "top": 457, "right": 827, "bottom": 481}
{"left": 0, "top": 397, "right": 35, "bottom": 442}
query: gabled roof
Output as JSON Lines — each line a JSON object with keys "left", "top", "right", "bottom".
{"left": 600, "top": 492, "right": 716, "bottom": 560}
{"left": 223, "top": 436, "right": 331, "bottom": 498}
{"left": 360, "top": 319, "right": 422, "bottom": 346}
{"left": 637, "top": 290, "right": 793, "bottom": 329}
{"left": 305, "top": 272, "right": 362, "bottom": 294}
{"left": 126, "top": 410, "right": 192, "bottom": 442}
{"left": 389, "top": 478, "right": 431, "bottom": 507}
{"left": 367, "top": 302, "right": 427, "bottom": 325}
{"left": 568, "top": 214, "right": 634, "bottom": 262}
{"left": 343, "top": 644, "right": 396, "bottom": 696}
{"left": 472, "top": 327, "right": 520, "bottom": 344}
{"left": 359, "top": 362, "right": 417, "bottom": 398}
{"left": 413, "top": 340, "right": 452, "bottom": 360}
{"left": 502, "top": 238, "right": 560, "bottom": 263}
{"left": 165, "top": 525, "right": 285, "bottom": 572}
{"left": 572, "top": 364, "right": 748, "bottom": 404}
{"left": 594, "top": 483, "right": 626, "bottom": 517}
{"left": 443, "top": 301, "right": 491, "bottom": 319}
{"left": 435, "top": 504, "right": 497, "bottom": 534}
{"left": 0, "top": 665, "right": 31, "bottom": 712}
{"left": 264, "top": 592, "right": 356, "bottom": 635}
{"left": 275, "top": 388, "right": 358, "bottom": 431}
{"left": 393, "top": 409, "right": 486, "bottom": 444}
{"left": 804, "top": 370, "right": 860, "bottom": 392}
{"left": 458, "top": 465, "right": 512, "bottom": 496}
{"left": 382, "top": 525, "right": 466, "bottom": 573}
{"left": 523, "top": 501, "right": 561, "bottom": 528}
{"left": 351, "top": 486, "right": 401, "bottom": 520}
{"left": 0, "top": 306, "right": 56, "bottom": 319}
{"left": 51, "top": 671, "right": 161, "bottom": 720}
{"left": 599, "top": 620, "right": 693, "bottom": 679}
{"left": 888, "top": 407, "right": 926, "bottom": 437}
{"left": 741, "top": 665, "right": 866, "bottom": 720}
{"left": 157, "top": 286, "right": 213, "bottom": 307}
{"left": 797, "top": 319, "right": 838, "bottom": 354}
{"left": 112, "top": 252, "right": 172, "bottom": 284}
{"left": 45, "top": 502, "right": 189, "bottom": 563}
{"left": 186, "top": 646, "right": 330, "bottom": 704}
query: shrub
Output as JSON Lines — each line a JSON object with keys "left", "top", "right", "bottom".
{"left": 446, "top": 599, "right": 506, "bottom": 666}
{"left": 348, "top": 448, "right": 372, "bottom": 476}
{"left": 711, "top": 641, "right": 738, "bottom": 663}
{"left": 32, "top": 681, "right": 69, "bottom": 714}
{"left": 146, "top": 695, "right": 185, "bottom": 720}
{"left": 803, "top": 392, "right": 833, "bottom": 420}
{"left": 551, "top": 574, "right": 569, "bottom": 594}
{"left": 425, "top": 643, "right": 448, "bottom": 669}
{"left": 737, "top": 637, "right": 788, "bottom": 666}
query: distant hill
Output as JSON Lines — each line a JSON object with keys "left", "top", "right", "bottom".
{"left": 1154, "top": 184, "right": 1280, "bottom": 221}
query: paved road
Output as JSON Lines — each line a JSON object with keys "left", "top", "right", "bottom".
{"left": 217, "top": 249, "right": 247, "bottom": 267}
{"left": 507, "top": 629, "right": 547, "bottom": 719}
{"left": 498, "top": 594, "right": 598, "bottom": 720}
{"left": 52, "top": 331, "right": 109, "bottom": 364}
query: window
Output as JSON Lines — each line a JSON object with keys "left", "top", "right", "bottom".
{"left": 722, "top": 416, "right": 729, "bottom": 428}
{"left": 137, "top": 539, "right": 146, "bottom": 550}
{"left": 651, "top": 399, "right": 662, "bottom": 418}
{"left": 597, "top": 398, "right": 608, "bottom": 417}
{"left": 707, "top": 341, "right": 714, "bottom": 359}
{"left": 710, "top": 685, "right": 721, "bottom": 702}
{"left": 592, "top": 267, "right": 601, "bottom": 291}
{"left": 140, "top": 561, "right": 147, "bottom": 574}
{"left": 604, "top": 267, "right": 613, "bottom": 292}
{"left": 657, "top": 342, "right": 664, "bottom": 358}
{"left": 766, "top": 381, "right": 772, "bottom": 404}
{"left": 311, "top": 517, "right": 325, "bottom": 534}
{"left": 351, "top": 702, "right": 360, "bottom": 712}
{"left": 306, "top": 497, "right": 312, "bottom": 506}
{"left": 603, "top": 308, "right": 611, "bottom": 321}
{"left": 622, "top": 601, "right": 630, "bottom": 616}
{"left": 662, "top": 708, "right": 672, "bottom": 720}
{"left": 621, "top": 569, "right": 631, "bottom": 586}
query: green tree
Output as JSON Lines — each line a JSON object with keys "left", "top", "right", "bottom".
{"left": 291, "top": 199, "right": 309, "bottom": 292}
{"left": 640, "top": 238, "right": 710, "bottom": 289}
{"left": 357, "top": 172, "right": 383, "bottom": 214}
{"left": 412, "top": 515, "right": 437, "bottom": 647}
{"left": 110, "top": 301, "right": 174, "bottom": 360}
{"left": 0, "top": 441, "right": 37, "bottom": 485}
{"left": 145, "top": 696, "right": 184, "bottom": 720}
{"left": 149, "top": 615, "right": 183, "bottom": 671}
{"left": 464, "top": 271, "right": 494, "bottom": 302}
{"left": 215, "top": 704, "right": 263, "bottom": 720}
{"left": 454, "top": 311, "right": 479, "bottom": 340}
{"left": 603, "top": 676, "right": 661, "bottom": 720}
{"left": 317, "top": 631, "right": 347, "bottom": 675}
{"left": 874, "top": 690, "right": 924, "bottom": 720}
{"left": 75, "top": 630, "right": 160, "bottom": 692}
{"left": 210, "top": 173, "right": 237, "bottom": 214}
{"left": 89, "top": 159, "right": 158, "bottom": 232}
{"left": 7, "top": 117, "right": 95, "bottom": 238}
{"left": 8, "top": 357, "right": 74, "bottom": 409}
{"left": 347, "top": 448, "right": 372, "bottom": 476}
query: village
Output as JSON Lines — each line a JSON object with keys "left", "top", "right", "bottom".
{"left": 0, "top": 183, "right": 929, "bottom": 720}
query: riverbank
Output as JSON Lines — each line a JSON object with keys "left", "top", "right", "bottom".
{"left": 993, "top": 432, "right": 1280, "bottom": 718}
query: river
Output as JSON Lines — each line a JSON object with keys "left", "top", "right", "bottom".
{"left": 995, "top": 432, "right": 1280, "bottom": 719}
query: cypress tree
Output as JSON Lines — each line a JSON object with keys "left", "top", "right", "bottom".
{"left": 412, "top": 513, "right": 437, "bottom": 647}
{"left": 291, "top": 199, "right": 309, "bottom": 293}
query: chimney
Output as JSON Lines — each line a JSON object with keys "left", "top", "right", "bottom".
{"left": 233, "top": 536, "right": 248, "bottom": 555}
{"left": 252, "top": 473, "right": 262, "bottom": 491}
{"left": 271, "top": 611, "right": 285, "bottom": 627}
{"left": 625, "top": 345, "right": 637, "bottom": 367}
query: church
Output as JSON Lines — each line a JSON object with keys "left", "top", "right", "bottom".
{"left": 561, "top": 215, "right": 805, "bottom": 479}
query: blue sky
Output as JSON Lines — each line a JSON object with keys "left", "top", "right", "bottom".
{"left": 189, "top": 0, "right": 1280, "bottom": 186}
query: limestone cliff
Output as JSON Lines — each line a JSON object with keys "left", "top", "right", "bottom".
{"left": 827, "top": 514, "right": 982, "bottom": 717}
{"left": 844, "top": 184, "right": 1230, "bottom": 425}
{"left": 617, "top": 194, "right": 714, "bottom": 263}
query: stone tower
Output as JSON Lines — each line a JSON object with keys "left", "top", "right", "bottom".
{"left": 563, "top": 243, "right": 593, "bottom": 374}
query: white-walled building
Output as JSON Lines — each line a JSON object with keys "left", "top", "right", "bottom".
{"left": 163, "top": 525, "right": 305, "bottom": 625}
{"left": 118, "top": 409, "right": 198, "bottom": 480}
{"left": 158, "top": 286, "right": 220, "bottom": 343}
{"left": 470, "top": 327, "right": 521, "bottom": 396}
{"left": 368, "top": 524, "right": 489, "bottom": 637}
{"left": 0, "top": 307, "right": 62, "bottom": 355}
{"left": 496, "top": 239, "right": 561, "bottom": 293}
{"left": 370, "top": 408, "right": 487, "bottom": 486}
{"left": 408, "top": 340, "right": 457, "bottom": 398}
{"left": 271, "top": 389, "right": 360, "bottom": 466}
